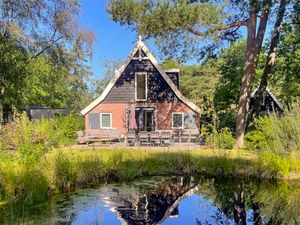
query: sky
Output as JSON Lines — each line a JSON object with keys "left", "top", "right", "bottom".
{"left": 78, "top": 0, "right": 159, "bottom": 80}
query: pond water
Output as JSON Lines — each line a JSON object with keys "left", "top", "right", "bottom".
{"left": 1, "top": 176, "right": 300, "bottom": 225}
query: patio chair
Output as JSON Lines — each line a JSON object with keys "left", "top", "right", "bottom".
{"left": 126, "top": 131, "right": 136, "bottom": 146}
{"left": 190, "top": 129, "right": 200, "bottom": 143}
{"left": 76, "top": 131, "right": 88, "bottom": 144}
{"left": 181, "top": 130, "right": 190, "bottom": 142}
{"left": 139, "top": 131, "right": 150, "bottom": 146}
{"left": 160, "top": 131, "right": 172, "bottom": 147}
{"left": 150, "top": 132, "right": 160, "bottom": 146}
{"left": 172, "top": 130, "right": 181, "bottom": 143}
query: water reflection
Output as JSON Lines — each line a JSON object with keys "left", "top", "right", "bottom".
{"left": 107, "top": 177, "right": 197, "bottom": 225}
{"left": 1, "top": 176, "right": 300, "bottom": 225}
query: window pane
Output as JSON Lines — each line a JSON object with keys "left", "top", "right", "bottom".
{"left": 173, "top": 114, "right": 183, "bottom": 128}
{"left": 136, "top": 74, "right": 146, "bottom": 100}
{"left": 101, "top": 114, "right": 111, "bottom": 128}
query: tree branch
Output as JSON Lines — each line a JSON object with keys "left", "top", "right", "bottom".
{"left": 187, "top": 20, "right": 249, "bottom": 36}
{"left": 30, "top": 29, "right": 62, "bottom": 60}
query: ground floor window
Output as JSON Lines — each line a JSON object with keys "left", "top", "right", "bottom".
{"left": 172, "top": 112, "right": 184, "bottom": 129}
{"left": 100, "top": 113, "right": 112, "bottom": 129}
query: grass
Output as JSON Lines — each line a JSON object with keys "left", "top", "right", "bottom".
{"left": 1, "top": 148, "right": 300, "bottom": 205}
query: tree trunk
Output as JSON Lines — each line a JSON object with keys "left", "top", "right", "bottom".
{"left": 0, "top": 86, "right": 4, "bottom": 129}
{"left": 252, "top": 0, "right": 287, "bottom": 118}
{"left": 236, "top": 0, "right": 271, "bottom": 148}
{"left": 234, "top": 188, "right": 247, "bottom": 225}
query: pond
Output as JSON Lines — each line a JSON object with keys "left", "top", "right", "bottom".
{"left": 1, "top": 176, "right": 300, "bottom": 225}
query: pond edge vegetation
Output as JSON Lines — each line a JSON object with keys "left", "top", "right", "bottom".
{"left": 1, "top": 108, "right": 300, "bottom": 205}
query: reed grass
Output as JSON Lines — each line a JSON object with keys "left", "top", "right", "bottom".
{"left": 1, "top": 148, "right": 300, "bottom": 205}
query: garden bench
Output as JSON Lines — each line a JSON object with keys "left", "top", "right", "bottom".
{"left": 76, "top": 129, "right": 121, "bottom": 144}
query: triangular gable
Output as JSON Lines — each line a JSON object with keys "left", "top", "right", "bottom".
{"left": 251, "top": 88, "right": 284, "bottom": 110}
{"left": 80, "top": 39, "right": 200, "bottom": 115}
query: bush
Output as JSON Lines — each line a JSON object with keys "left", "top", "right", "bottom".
{"left": 207, "top": 128, "right": 236, "bottom": 150}
{"left": 37, "top": 114, "right": 84, "bottom": 146}
{"left": 245, "top": 107, "right": 300, "bottom": 153}
{"left": 0, "top": 113, "right": 84, "bottom": 154}
{"left": 0, "top": 114, "right": 48, "bottom": 160}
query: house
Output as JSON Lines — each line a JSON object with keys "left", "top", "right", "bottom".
{"left": 250, "top": 88, "right": 284, "bottom": 115}
{"left": 26, "top": 105, "right": 69, "bottom": 121}
{"left": 80, "top": 37, "right": 200, "bottom": 135}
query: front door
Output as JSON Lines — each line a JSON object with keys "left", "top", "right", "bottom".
{"left": 143, "top": 110, "right": 154, "bottom": 132}
{"left": 133, "top": 107, "right": 155, "bottom": 131}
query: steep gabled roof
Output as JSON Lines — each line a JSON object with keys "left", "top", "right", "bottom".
{"left": 251, "top": 87, "right": 284, "bottom": 110}
{"left": 80, "top": 39, "right": 200, "bottom": 115}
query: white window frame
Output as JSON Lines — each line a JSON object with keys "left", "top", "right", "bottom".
{"left": 135, "top": 72, "right": 147, "bottom": 101}
{"left": 100, "top": 113, "right": 112, "bottom": 129}
{"left": 172, "top": 112, "right": 184, "bottom": 129}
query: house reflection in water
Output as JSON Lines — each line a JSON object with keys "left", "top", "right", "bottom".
{"left": 104, "top": 177, "right": 197, "bottom": 225}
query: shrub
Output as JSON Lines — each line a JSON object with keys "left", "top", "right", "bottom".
{"left": 0, "top": 114, "right": 49, "bottom": 160}
{"left": 37, "top": 114, "right": 84, "bottom": 146}
{"left": 207, "top": 128, "right": 236, "bottom": 150}
{"left": 245, "top": 107, "right": 300, "bottom": 153}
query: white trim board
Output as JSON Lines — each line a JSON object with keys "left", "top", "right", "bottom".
{"left": 80, "top": 39, "right": 200, "bottom": 115}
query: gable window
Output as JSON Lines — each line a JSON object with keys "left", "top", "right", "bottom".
{"left": 135, "top": 72, "right": 147, "bottom": 101}
{"left": 172, "top": 112, "right": 184, "bottom": 129}
{"left": 100, "top": 113, "right": 112, "bottom": 129}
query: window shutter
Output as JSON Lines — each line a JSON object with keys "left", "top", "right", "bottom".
{"left": 184, "top": 112, "right": 197, "bottom": 129}
{"left": 89, "top": 113, "right": 100, "bottom": 129}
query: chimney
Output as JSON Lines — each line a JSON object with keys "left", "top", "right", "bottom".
{"left": 164, "top": 69, "right": 180, "bottom": 89}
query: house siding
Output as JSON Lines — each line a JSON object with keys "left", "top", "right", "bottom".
{"left": 85, "top": 102, "right": 197, "bottom": 135}
{"left": 103, "top": 59, "right": 179, "bottom": 103}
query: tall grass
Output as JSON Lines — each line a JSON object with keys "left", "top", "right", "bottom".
{"left": 1, "top": 148, "right": 300, "bottom": 205}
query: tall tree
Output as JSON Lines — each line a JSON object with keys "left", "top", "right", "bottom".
{"left": 252, "top": 0, "right": 287, "bottom": 118}
{"left": 0, "top": 0, "right": 94, "bottom": 125}
{"left": 107, "top": 0, "right": 295, "bottom": 147}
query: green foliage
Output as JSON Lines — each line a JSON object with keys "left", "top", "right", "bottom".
{"left": 0, "top": 114, "right": 47, "bottom": 161}
{"left": 39, "top": 114, "right": 85, "bottom": 146}
{"left": 271, "top": 24, "right": 300, "bottom": 108}
{"left": 214, "top": 41, "right": 246, "bottom": 111}
{"left": 0, "top": 0, "right": 94, "bottom": 121}
{"left": 53, "top": 151, "right": 78, "bottom": 191}
{"left": 0, "top": 159, "right": 49, "bottom": 203}
{"left": 207, "top": 128, "right": 236, "bottom": 150}
{"left": 0, "top": 114, "right": 84, "bottom": 154}
{"left": 107, "top": 0, "right": 227, "bottom": 61}
{"left": 257, "top": 151, "right": 292, "bottom": 177}
{"left": 246, "top": 106, "right": 300, "bottom": 153}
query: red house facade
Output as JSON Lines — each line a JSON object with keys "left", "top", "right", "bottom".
{"left": 80, "top": 38, "right": 200, "bottom": 135}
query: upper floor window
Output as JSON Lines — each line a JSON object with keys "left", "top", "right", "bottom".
{"left": 135, "top": 72, "right": 147, "bottom": 101}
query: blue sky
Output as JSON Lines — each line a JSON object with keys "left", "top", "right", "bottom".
{"left": 78, "top": 0, "right": 158, "bottom": 80}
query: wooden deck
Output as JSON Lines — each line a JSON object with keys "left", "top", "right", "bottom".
{"left": 66, "top": 142, "right": 206, "bottom": 150}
